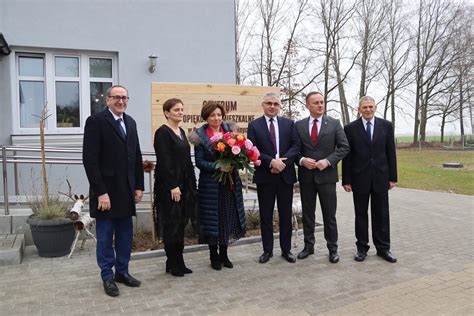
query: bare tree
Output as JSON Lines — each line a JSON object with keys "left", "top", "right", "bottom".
{"left": 235, "top": 0, "right": 256, "bottom": 84}
{"left": 312, "top": 0, "right": 358, "bottom": 124}
{"left": 380, "top": 0, "right": 415, "bottom": 128}
{"left": 355, "top": 0, "right": 388, "bottom": 99}
{"left": 413, "top": 0, "right": 459, "bottom": 144}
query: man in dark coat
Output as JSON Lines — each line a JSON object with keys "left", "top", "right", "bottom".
{"left": 342, "top": 95, "right": 398, "bottom": 263}
{"left": 83, "top": 85, "right": 144, "bottom": 297}
{"left": 247, "top": 92, "right": 301, "bottom": 264}
{"left": 295, "top": 92, "right": 349, "bottom": 263}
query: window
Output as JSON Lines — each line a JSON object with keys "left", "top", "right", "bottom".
{"left": 15, "top": 51, "right": 116, "bottom": 133}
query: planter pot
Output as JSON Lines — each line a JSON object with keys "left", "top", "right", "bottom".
{"left": 26, "top": 216, "right": 75, "bottom": 258}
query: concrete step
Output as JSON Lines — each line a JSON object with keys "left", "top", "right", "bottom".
{"left": 0, "top": 234, "right": 25, "bottom": 265}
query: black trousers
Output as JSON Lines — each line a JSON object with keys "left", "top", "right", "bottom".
{"left": 353, "top": 190, "right": 390, "bottom": 253}
{"left": 256, "top": 178, "right": 293, "bottom": 253}
{"left": 300, "top": 181, "right": 338, "bottom": 252}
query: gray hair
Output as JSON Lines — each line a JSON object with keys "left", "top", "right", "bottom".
{"left": 261, "top": 92, "right": 280, "bottom": 102}
{"left": 105, "top": 85, "right": 129, "bottom": 97}
{"left": 358, "top": 95, "right": 375, "bottom": 107}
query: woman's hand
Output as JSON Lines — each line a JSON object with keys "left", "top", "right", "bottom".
{"left": 170, "top": 187, "right": 181, "bottom": 202}
{"left": 219, "top": 164, "right": 233, "bottom": 172}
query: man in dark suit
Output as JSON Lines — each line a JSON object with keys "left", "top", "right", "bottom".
{"left": 247, "top": 92, "right": 301, "bottom": 263}
{"left": 83, "top": 85, "right": 144, "bottom": 297}
{"left": 295, "top": 92, "right": 349, "bottom": 263}
{"left": 342, "top": 96, "right": 398, "bottom": 263}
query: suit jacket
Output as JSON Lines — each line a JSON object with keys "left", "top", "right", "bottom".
{"left": 247, "top": 116, "right": 301, "bottom": 185}
{"left": 83, "top": 108, "right": 144, "bottom": 219}
{"left": 342, "top": 117, "right": 397, "bottom": 193}
{"left": 296, "top": 115, "right": 349, "bottom": 184}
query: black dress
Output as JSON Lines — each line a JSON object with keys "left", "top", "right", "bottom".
{"left": 153, "top": 125, "right": 197, "bottom": 243}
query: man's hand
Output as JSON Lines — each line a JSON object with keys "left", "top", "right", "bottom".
{"left": 135, "top": 190, "right": 143, "bottom": 203}
{"left": 271, "top": 158, "right": 287, "bottom": 172}
{"left": 315, "top": 159, "right": 330, "bottom": 171}
{"left": 170, "top": 187, "right": 181, "bottom": 202}
{"left": 98, "top": 193, "right": 111, "bottom": 211}
{"left": 343, "top": 184, "right": 352, "bottom": 192}
{"left": 301, "top": 157, "right": 317, "bottom": 170}
{"left": 389, "top": 181, "right": 397, "bottom": 190}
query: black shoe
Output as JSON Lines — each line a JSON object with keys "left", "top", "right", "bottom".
{"left": 281, "top": 251, "right": 296, "bottom": 263}
{"left": 297, "top": 248, "right": 314, "bottom": 260}
{"left": 354, "top": 251, "right": 367, "bottom": 262}
{"left": 219, "top": 245, "right": 233, "bottom": 269}
{"left": 259, "top": 252, "right": 273, "bottom": 263}
{"left": 167, "top": 260, "right": 192, "bottom": 274}
{"left": 377, "top": 250, "right": 397, "bottom": 263}
{"left": 103, "top": 279, "right": 119, "bottom": 297}
{"left": 329, "top": 251, "right": 339, "bottom": 263}
{"left": 114, "top": 273, "right": 141, "bottom": 287}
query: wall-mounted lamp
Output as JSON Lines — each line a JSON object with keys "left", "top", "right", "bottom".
{"left": 0, "top": 33, "right": 11, "bottom": 56}
{"left": 148, "top": 54, "right": 158, "bottom": 73}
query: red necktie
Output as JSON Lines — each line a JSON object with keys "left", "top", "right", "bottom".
{"left": 311, "top": 119, "right": 318, "bottom": 145}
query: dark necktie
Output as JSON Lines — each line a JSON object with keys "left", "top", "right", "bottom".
{"left": 269, "top": 118, "right": 277, "bottom": 152}
{"left": 117, "top": 118, "right": 127, "bottom": 140}
{"left": 366, "top": 121, "right": 372, "bottom": 142}
{"left": 310, "top": 118, "right": 318, "bottom": 145}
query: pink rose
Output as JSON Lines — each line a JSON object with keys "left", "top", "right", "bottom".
{"left": 210, "top": 133, "right": 222, "bottom": 143}
{"left": 244, "top": 139, "right": 253, "bottom": 149}
{"left": 228, "top": 138, "right": 236, "bottom": 146}
{"left": 231, "top": 146, "right": 241, "bottom": 155}
{"left": 254, "top": 160, "right": 261, "bottom": 166}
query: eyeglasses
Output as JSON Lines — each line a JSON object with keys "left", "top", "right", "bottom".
{"left": 263, "top": 102, "right": 280, "bottom": 107}
{"left": 109, "top": 95, "right": 130, "bottom": 101}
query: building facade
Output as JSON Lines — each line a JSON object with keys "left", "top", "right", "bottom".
{"left": 0, "top": 0, "right": 237, "bottom": 199}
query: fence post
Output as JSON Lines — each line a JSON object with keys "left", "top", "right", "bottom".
{"left": 2, "top": 146, "right": 9, "bottom": 216}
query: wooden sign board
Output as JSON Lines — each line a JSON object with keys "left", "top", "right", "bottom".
{"left": 151, "top": 83, "right": 280, "bottom": 138}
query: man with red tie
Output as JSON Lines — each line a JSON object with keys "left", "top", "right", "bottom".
{"left": 247, "top": 92, "right": 301, "bottom": 263}
{"left": 295, "top": 92, "right": 349, "bottom": 263}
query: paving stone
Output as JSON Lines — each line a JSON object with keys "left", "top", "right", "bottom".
{"left": 0, "top": 188, "right": 473, "bottom": 314}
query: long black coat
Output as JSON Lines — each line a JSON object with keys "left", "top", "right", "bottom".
{"left": 342, "top": 117, "right": 397, "bottom": 193}
{"left": 83, "top": 108, "right": 144, "bottom": 219}
{"left": 193, "top": 122, "right": 246, "bottom": 238}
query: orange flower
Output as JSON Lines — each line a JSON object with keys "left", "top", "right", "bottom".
{"left": 217, "top": 142, "right": 226, "bottom": 152}
{"left": 236, "top": 134, "right": 244, "bottom": 141}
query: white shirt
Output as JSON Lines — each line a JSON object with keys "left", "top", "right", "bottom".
{"left": 307, "top": 115, "right": 322, "bottom": 136}
{"left": 299, "top": 115, "right": 330, "bottom": 167}
{"left": 108, "top": 108, "right": 127, "bottom": 135}
{"left": 362, "top": 117, "right": 374, "bottom": 140}
{"left": 264, "top": 115, "right": 279, "bottom": 159}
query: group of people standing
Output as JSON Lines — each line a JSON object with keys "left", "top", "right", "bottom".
{"left": 83, "top": 85, "right": 398, "bottom": 297}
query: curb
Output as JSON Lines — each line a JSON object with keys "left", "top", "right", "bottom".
{"left": 131, "top": 226, "right": 323, "bottom": 260}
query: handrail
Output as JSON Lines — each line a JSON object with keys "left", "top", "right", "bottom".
{"left": 0, "top": 145, "right": 157, "bottom": 216}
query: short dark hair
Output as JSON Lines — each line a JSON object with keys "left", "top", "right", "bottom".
{"left": 201, "top": 101, "right": 225, "bottom": 120}
{"left": 105, "top": 85, "right": 129, "bottom": 97}
{"left": 163, "top": 98, "right": 183, "bottom": 113}
{"left": 305, "top": 91, "right": 323, "bottom": 104}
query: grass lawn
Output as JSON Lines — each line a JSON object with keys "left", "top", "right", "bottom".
{"left": 396, "top": 148, "right": 474, "bottom": 195}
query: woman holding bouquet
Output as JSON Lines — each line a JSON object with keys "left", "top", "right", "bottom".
{"left": 153, "top": 98, "right": 197, "bottom": 277}
{"left": 189, "top": 102, "right": 246, "bottom": 271}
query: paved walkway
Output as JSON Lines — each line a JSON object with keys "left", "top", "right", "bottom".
{"left": 0, "top": 187, "right": 473, "bottom": 315}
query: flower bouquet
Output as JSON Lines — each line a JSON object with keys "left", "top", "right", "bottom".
{"left": 210, "top": 131, "right": 261, "bottom": 186}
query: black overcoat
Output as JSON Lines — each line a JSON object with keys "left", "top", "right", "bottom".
{"left": 83, "top": 108, "right": 144, "bottom": 219}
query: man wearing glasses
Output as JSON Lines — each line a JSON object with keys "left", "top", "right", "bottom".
{"left": 247, "top": 92, "right": 301, "bottom": 264}
{"left": 295, "top": 92, "right": 349, "bottom": 263}
{"left": 83, "top": 85, "right": 144, "bottom": 297}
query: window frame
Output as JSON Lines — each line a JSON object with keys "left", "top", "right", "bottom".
{"left": 12, "top": 48, "right": 117, "bottom": 135}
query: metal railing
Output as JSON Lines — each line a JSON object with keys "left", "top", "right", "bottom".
{"left": 0, "top": 145, "right": 156, "bottom": 216}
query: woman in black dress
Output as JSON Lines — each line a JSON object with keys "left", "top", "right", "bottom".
{"left": 153, "top": 98, "right": 197, "bottom": 277}
{"left": 189, "top": 102, "right": 246, "bottom": 270}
